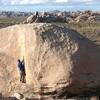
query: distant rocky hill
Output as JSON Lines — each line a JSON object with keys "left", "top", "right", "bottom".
{"left": 0, "top": 10, "right": 100, "bottom": 23}
{"left": 0, "top": 23, "right": 100, "bottom": 99}
{"left": 23, "top": 10, "right": 100, "bottom": 23}
{"left": 0, "top": 11, "right": 32, "bottom": 18}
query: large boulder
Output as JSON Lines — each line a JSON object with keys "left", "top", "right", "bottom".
{"left": 74, "top": 15, "right": 89, "bottom": 22}
{"left": 26, "top": 15, "right": 37, "bottom": 23}
{"left": 24, "top": 13, "right": 67, "bottom": 23}
{"left": 0, "top": 23, "right": 100, "bottom": 98}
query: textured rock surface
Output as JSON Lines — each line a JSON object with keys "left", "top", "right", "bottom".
{"left": 0, "top": 23, "right": 100, "bottom": 99}
{"left": 0, "top": 26, "right": 20, "bottom": 96}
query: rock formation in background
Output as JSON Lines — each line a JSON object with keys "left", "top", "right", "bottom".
{"left": 0, "top": 23, "right": 100, "bottom": 99}
{"left": 23, "top": 11, "right": 100, "bottom": 23}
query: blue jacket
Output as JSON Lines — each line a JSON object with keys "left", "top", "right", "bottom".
{"left": 18, "top": 62, "right": 25, "bottom": 71}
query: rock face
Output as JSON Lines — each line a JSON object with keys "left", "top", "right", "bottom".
{"left": 0, "top": 26, "right": 20, "bottom": 96}
{"left": 0, "top": 23, "right": 100, "bottom": 98}
{"left": 24, "top": 15, "right": 37, "bottom": 23}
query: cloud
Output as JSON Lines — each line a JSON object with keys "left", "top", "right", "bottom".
{"left": 54, "top": 0, "right": 100, "bottom": 6}
{"left": 72, "top": 0, "right": 93, "bottom": 2}
{"left": 1, "top": 0, "right": 48, "bottom": 5}
{"left": 55, "top": 0, "right": 94, "bottom": 3}
{"left": 0, "top": 0, "right": 100, "bottom": 5}
{"left": 55, "top": 0, "right": 68, "bottom": 3}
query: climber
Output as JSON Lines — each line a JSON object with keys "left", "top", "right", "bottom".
{"left": 35, "top": 11, "right": 39, "bottom": 17}
{"left": 17, "top": 58, "right": 26, "bottom": 83}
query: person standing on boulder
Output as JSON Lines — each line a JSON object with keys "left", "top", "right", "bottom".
{"left": 17, "top": 58, "right": 26, "bottom": 83}
{"left": 35, "top": 11, "right": 39, "bottom": 17}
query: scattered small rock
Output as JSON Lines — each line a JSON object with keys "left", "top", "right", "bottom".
{"left": 13, "top": 93, "right": 24, "bottom": 100}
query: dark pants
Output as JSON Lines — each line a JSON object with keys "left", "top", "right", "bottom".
{"left": 20, "top": 70, "right": 26, "bottom": 83}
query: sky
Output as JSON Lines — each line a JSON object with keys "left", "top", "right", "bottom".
{"left": 0, "top": 0, "right": 100, "bottom": 12}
